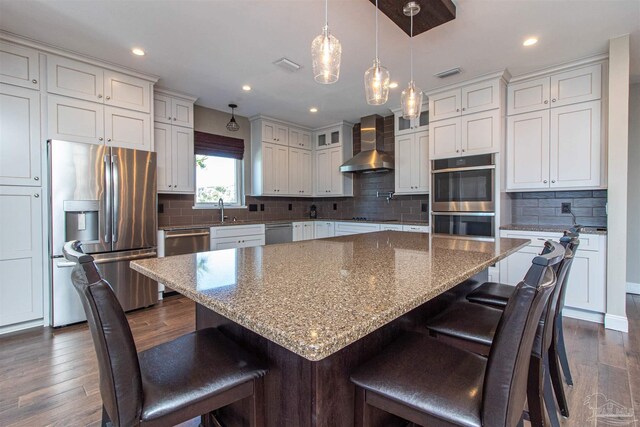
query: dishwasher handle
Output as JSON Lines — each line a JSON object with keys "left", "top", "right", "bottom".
{"left": 165, "top": 232, "right": 210, "bottom": 239}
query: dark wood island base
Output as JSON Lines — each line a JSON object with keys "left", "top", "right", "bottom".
{"left": 196, "top": 275, "right": 485, "bottom": 427}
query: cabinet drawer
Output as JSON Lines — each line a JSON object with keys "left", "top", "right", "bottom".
{"left": 210, "top": 224, "right": 266, "bottom": 238}
{"left": 402, "top": 225, "right": 430, "bottom": 233}
{"left": 334, "top": 222, "right": 380, "bottom": 235}
{"left": 0, "top": 41, "right": 40, "bottom": 90}
{"left": 47, "top": 55, "right": 104, "bottom": 102}
{"left": 211, "top": 235, "right": 265, "bottom": 250}
{"left": 104, "top": 70, "right": 151, "bottom": 113}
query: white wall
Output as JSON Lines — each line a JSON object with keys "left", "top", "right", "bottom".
{"left": 193, "top": 105, "right": 252, "bottom": 197}
{"left": 628, "top": 83, "right": 640, "bottom": 287}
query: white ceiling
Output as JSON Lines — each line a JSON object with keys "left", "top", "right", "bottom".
{"left": 0, "top": 0, "right": 638, "bottom": 128}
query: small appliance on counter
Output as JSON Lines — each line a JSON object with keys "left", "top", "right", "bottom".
{"left": 310, "top": 205, "right": 317, "bottom": 219}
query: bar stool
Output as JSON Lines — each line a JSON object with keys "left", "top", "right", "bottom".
{"left": 63, "top": 241, "right": 268, "bottom": 427}
{"left": 426, "top": 237, "right": 577, "bottom": 427}
{"left": 350, "top": 241, "right": 565, "bottom": 427}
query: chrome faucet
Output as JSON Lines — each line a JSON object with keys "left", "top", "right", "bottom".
{"left": 218, "top": 198, "right": 228, "bottom": 223}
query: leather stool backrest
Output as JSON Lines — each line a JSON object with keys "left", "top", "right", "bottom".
{"left": 63, "top": 241, "right": 143, "bottom": 427}
{"left": 553, "top": 229, "right": 581, "bottom": 327}
{"left": 481, "top": 240, "right": 565, "bottom": 427}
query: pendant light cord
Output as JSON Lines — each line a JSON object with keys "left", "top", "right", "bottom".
{"left": 325, "top": 0, "right": 328, "bottom": 27}
{"left": 410, "top": 10, "right": 414, "bottom": 82}
{"left": 375, "top": 0, "right": 379, "bottom": 60}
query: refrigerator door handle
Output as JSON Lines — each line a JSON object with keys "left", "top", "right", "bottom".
{"left": 104, "top": 154, "right": 112, "bottom": 243}
{"left": 111, "top": 154, "right": 119, "bottom": 243}
{"left": 94, "top": 251, "right": 157, "bottom": 264}
{"left": 56, "top": 261, "right": 77, "bottom": 268}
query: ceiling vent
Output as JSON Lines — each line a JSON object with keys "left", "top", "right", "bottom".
{"left": 273, "top": 57, "right": 302, "bottom": 72}
{"left": 434, "top": 67, "right": 462, "bottom": 78}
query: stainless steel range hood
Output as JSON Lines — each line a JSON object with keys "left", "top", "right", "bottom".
{"left": 340, "top": 114, "right": 393, "bottom": 173}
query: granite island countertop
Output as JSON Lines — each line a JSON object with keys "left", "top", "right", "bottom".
{"left": 131, "top": 231, "right": 528, "bottom": 361}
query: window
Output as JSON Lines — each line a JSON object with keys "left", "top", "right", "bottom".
{"left": 194, "top": 155, "right": 243, "bottom": 207}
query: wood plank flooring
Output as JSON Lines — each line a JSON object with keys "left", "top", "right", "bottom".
{"left": 0, "top": 294, "right": 638, "bottom": 427}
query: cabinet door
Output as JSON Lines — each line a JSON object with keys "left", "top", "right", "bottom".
{"left": 395, "top": 135, "right": 414, "bottom": 193}
{"left": 563, "top": 249, "right": 605, "bottom": 312}
{"left": 461, "top": 80, "right": 500, "bottom": 114}
{"left": 274, "top": 144, "right": 289, "bottom": 194}
{"left": 172, "top": 126, "right": 195, "bottom": 193}
{"left": 0, "top": 41, "right": 40, "bottom": 90}
{"left": 48, "top": 95, "right": 104, "bottom": 145}
{"left": 262, "top": 142, "right": 277, "bottom": 195}
{"left": 498, "top": 245, "right": 541, "bottom": 285}
{"left": 47, "top": 55, "right": 104, "bottom": 102}
{"left": 154, "top": 122, "right": 173, "bottom": 192}
{"left": 0, "top": 186, "right": 43, "bottom": 326}
{"left": 273, "top": 124, "right": 288, "bottom": 145}
{"left": 104, "top": 106, "right": 151, "bottom": 151}
{"left": 316, "top": 131, "right": 329, "bottom": 149}
{"left": 154, "top": 94, "right": 172, "bottom": 124}
{"left": 103, "top": 70, "right": 151, "bottom": 113}
{"left": 300, "top": 150, "right": 313, "bottom": 196}
{"left": 288, "top": 148, "right": 301, "bottom": 194}
{"left": 328, "top": 147, "right": 343, "bottom": 195}
{"left": 549, "top": 101, "right": 601, "bottom": 189}
{"left": 303, "top": 223, "right": 314, "bottom": 240}
{"left": 507, "top": 77, "right": 550, "bottom": 115}
{"left": 315, "top": 150, "right": 330, "bottom": 194}
{"left": 429, "top": 89, "right": 461, "bottom": 121}
{"left": 314, "top": 222, "right": 335, "bottom": 238}
{"left": 415, "top": 131, "right": 430, "bottom": 192}
{"left": 394, "top": 113, "right": 414, "bottom": 136}
{"left": 0, "top": 84, "right": 41, "bottom": 186}
{"left": 506, "top": 110, "right": 550, "bottom": 190}
{"left": 292, "top": 223, "right": 304, "bottom": 241}
{"left": 429, "top": 117, "right": 460, "bottom": 159}
{"left": 262, "top": 121, "right": 276, "bottom": 143}
{"left": 461, "top": 109, "right": 500, "bottom": 156}
{"left": 289, "top": 128, "right": 301, "bottom": 149}
{"left": 299, "top": 131, "right": 311, "bottom": 150}
{"left": 171, "top": 98, "right": 194, "bottom": 128}
{"left": 550, "top": 64, "right": 601, "bottom": 108}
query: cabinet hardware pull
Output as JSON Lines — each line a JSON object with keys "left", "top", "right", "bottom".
{"left": 544, "top": 100, "right": 548, "bottom": 104}
{"left": 462, "top": 108, "right": 466, "bottom": 111}
{"left": 107, "top": 138, "right": 112, "bottom": 142}
{"left": 462, "top": 149, "right": 465, "bottom": 152}
{"left": 106, "top": 96, "right": 111, "bottom": 100}
{"left": 173, "top": 118, "right": 176, "bottom": 121}
{"left": 552, "top": 99, "right": 556, "bottom": 102}
{"left": 168, "top": 185, "right": 172, "bottom": 188}
{"left": 98, "top": 94, "right": 103, "bottom": 98}
{"left": 34, "top": 176, "right": 39, "bottom": 181}
{"left": 543, "top": 180, "right": 548, "bottom": 183}
{"left": 32, "top": 79, "right": 37, "bottom": 84}
{"left": 168, "top": 116, "right": 172, "bottom": 120}
{"left": 99, "top": 137, "right": 104, "bottom": 141}
{"left": 551, "top": 180, "right": 556, "bottom": 183}
{"left": 456, "top": 149, "right": 460, "bottom": 153}
{"left": 34, "top": 193, "right": 39, "bottom": 198}
{"left": 456, "top": 108, "right": 460, "bottom": 112}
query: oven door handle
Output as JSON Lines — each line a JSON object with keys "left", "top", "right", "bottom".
{"left": 432, "top": 212, "right": 496, "bottom": 216}
{"left": 432, "top": 165, "right": 496, "bottom": 174}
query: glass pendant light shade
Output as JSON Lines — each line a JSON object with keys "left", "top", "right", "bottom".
{"left": 401, "top": 81, "right": 423, "bottom": 120}
{"left": 312, "top": 26, "right": 342, "bottom": 84}
{"left": 364, "top": 59, "right": 390, "bottom": 105}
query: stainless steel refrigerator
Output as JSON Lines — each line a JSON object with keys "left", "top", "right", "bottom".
{"left": 49, "top": 140, "right": 158, "bottom": 327}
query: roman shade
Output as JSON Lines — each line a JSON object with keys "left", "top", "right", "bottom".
{"left": 194, "top": 131, "right": 244, "bottom": 160}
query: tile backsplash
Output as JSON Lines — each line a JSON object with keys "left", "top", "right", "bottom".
{"left": 510, "top": 190, "right": 607, "bottom": 227}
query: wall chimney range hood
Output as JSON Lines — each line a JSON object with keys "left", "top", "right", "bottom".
{"left": 339, "top": 114, "right": 393, "bottom": 173}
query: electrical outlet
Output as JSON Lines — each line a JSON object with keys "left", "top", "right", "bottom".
{"left": 421, "top": 203, "right": 429, "bottom": 213}
{"left": 249, "top": 204, "right": 257, "bottom": 212}
{"left": 288, "top": 203, "right": 292, "bottom": 211}
{"left": 260, "top": 204, "right": 265, "bottom": 211}
{"left": 333, "top": 203, "right": 337, "bottom": 210}
{"left": 561, "top": 202, "right": 572, "bottom": 214}
{"left": 157, "top": 203, "right": 164, "bottom": 214}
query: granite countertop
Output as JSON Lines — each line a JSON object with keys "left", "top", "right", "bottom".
{"left": 131, "top": 231, "right": 528, "bottom": 361}
{"left": 159, "top": 218, "right": 430, "bottom": 231}
{"left": 500, "top": 224, "right": 607, "bottom": 235}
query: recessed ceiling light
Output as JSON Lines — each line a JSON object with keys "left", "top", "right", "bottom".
{"left": 242, "top": 85, "right": 251, "bottom": 91}
{"left": 523, "top": 37, "right": 538, "bottom": 47}
{"left": 309, "top": 107, "right": 318, "bottom": 113}
{"left": 389, "top": 82, "right": 399, "bottom": 89}
{"left": 131, "top": 48, "right": 145, "bottom": 56}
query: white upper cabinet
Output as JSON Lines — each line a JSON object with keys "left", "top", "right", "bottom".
{"left": 48, "top": 55, "right": 153, "bottom": 113}
{"left": 461, "top": 79, "right": 501, "bottom": 114}
{"left": 461, "top": 109, "right": 501, "bottom": 156}
{"left": 171, "top": 98, "right": 194, "bottom": 128}
{"left": 104, "top": 70, "right": 151, "bottom": 113}
{"left": 429, "top": 89, "right": 461, "bottom": 121}
{"left": 289, "top": 148, "right": 312, "bottom": 196}
{"left": 289, "top": 128, "right": 311, "bottom": 150}
{"left": 507, "top": 63, "right": 601, "bottom": 115}
{"left": 393, "top": 106, "right": 428, "bottom": 136}
{"left": 506, "top": 110, "right": 550, "bottom": 190}
{"left": 154, "top": 92, "right": 194, "bottom": 128}
{"left": 395, "top": 131, "right": 429, "bottom": 194}
{"left": 104, "top": 106, "right": 151, "bottom": 150}
{"left": 48, "top": 95, "right": 105, "bottom": 145}
{"left": 260, "top": 120, "right": 288, "bottom": 145}
{"left": 261, "top": 142, "right": 289, "bottom": 195}
{"left": 154, "top": 122, "right": 172, "bottom": 192}
{"left": 0, "top": 84, "right": 41, "bottom": 186}
{"left": 0, "top": 41, "right": 40, "bottom": 90}
{"left": 315, "top": 126, "right": 341, "bottom": 149}
{"left": 47, "top": 55, "right": 104, "bottom": 102}
{"left": 154, "top": 94, "right": 172, "bottom": 124}
{"left": 429, "top": 117, "right": 461, "bottom": 159}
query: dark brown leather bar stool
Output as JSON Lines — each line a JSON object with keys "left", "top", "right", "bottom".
{"left": 426, "top": 237, "right": 577, "bottom": 427}
{"left": 350, "top": 241, "right": 565, "bottom": 427}
{"left": 63, "top": 241, "right": 268, "bottom": 427}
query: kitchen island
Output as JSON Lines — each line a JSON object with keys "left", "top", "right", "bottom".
{"left": 131, "top": 231, "right": 529, "bottom": 426}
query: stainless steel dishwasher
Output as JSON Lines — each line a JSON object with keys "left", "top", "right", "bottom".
{"left": 162, "top": 228, "right": 210, "bottom": 293}
{"left": 265, "top": 223, "right": 292, "bottom": 245}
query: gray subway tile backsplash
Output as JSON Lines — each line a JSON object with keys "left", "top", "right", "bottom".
{"left": 510, "top": 190, "right": 607, "bottom": 228}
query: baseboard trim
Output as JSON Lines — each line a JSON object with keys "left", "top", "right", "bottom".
{"left": 627, "top": 281, "right": 640, "bottom": 295}
{"left": 562, "top": 307, "right": 604, "bottom": 324}
{"left": 604, "top": 314, "right": 629, "bottom": 333}
{"left": 0, "top": 318, "right": 44, "bottom": 336}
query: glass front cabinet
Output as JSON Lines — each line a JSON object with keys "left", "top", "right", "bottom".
{"left": 315, "top": 126, "right": 341, "bottom": 150}
{"left": 393, "top": 105, "right": 429, "bottom": 136}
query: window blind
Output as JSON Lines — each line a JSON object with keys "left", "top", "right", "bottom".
{"left": 194, "top": 131, "right": 244, "bottom": 160}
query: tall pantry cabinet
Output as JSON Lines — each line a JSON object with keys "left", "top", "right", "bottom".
{"left": 0, "top": 35, "right": 158, "bottom": 333}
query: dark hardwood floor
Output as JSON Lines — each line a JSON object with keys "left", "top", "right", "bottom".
{"left": 1, "top": 294, "right": 638, "bottom": 427}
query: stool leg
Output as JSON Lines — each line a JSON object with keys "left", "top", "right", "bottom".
{"left": 527, "top": 356, "right": 548, "bottom": 427}
{"left": 355, "top": 387, "right": 373, "bottom": 427}
{"left": 548, "top": 345, "right": 570, "bottom": 417}
{"left": 249, "top": 377, "right": 265, "bottom": 427}
{"left": 555, "top": 315, "right": 573, "bottom": 386}
{"left": 543, "top": 355, "right": 562, "bottom": 427}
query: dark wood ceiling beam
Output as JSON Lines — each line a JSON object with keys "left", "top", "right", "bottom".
{"left": 368, "top": 0, "right": 456, "bottom": 37}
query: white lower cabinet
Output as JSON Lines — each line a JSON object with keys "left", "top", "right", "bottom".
{"left": 293, "top": 222, "right": 314, "bottom": 241}
{"left": 0, "top": 186, "right": 43, "bottom": 329}
{"left": 498, "top": 230, "right": 606, "bottom": 319}
{"left": 210, "top": 224, "right": 265, "bottom": 250}
{"left": 314, "top": 221, "right": 335, "bottom": 238}
{"left": 380, "top": 224, "right": 403, "bottom": 231}
{"left": 402, "top": 225, "right": 431, "bottom": 233}
{"left": 334, "top": 222, "right": 380, "bottom": 236}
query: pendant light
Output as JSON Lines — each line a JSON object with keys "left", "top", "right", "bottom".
{"left": 364, "top": 0, "right": 390, "bottom": 105}
{"left": 401, "top": 2, "right": 423, "bottom": 120}
{"left": 311, "top": 0, "right": 342, "bottom": 84}
{"left": 226, "top": 104, "right": 239, "bottom": 132}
